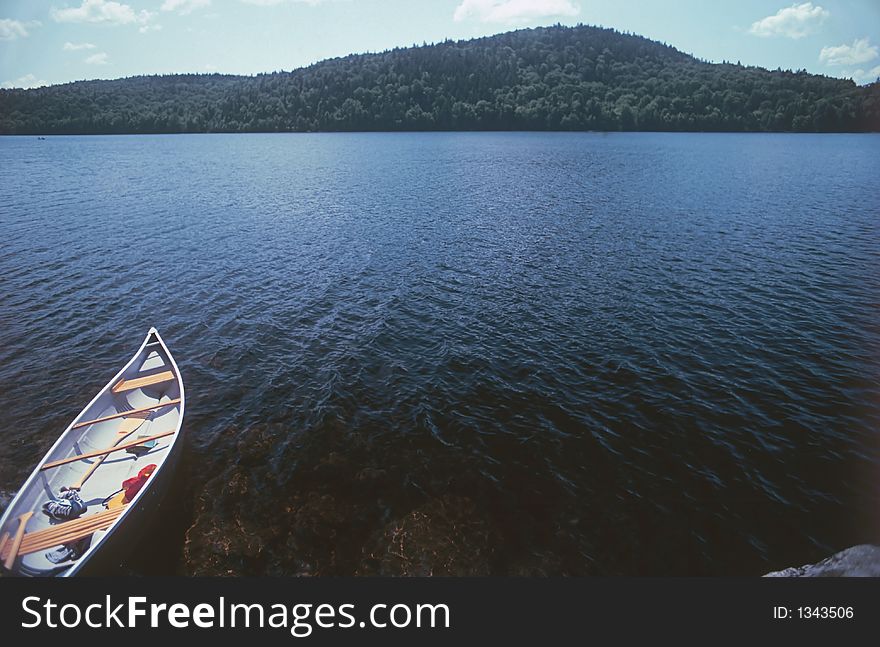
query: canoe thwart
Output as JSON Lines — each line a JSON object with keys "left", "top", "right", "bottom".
{"left": 112, "top": 370, "right": 175, "bottom": 394}
{"left": 72, "top": 398, "right": 181, "bottom": 429}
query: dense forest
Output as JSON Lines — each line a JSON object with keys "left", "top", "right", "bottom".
{"left": 1, "top": 25, "right": 879, "bottom": 134}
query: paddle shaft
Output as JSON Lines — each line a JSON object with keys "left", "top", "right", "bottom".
{"left": 70, "top": 417, "right": 148, "bottom": 490}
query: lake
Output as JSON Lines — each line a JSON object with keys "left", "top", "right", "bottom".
{"left": 0, "top": 132, "right": 878, "bottom": 575}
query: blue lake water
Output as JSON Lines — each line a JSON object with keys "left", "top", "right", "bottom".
{"left": 0, "top": 132, "right": 878, "bottom": 575}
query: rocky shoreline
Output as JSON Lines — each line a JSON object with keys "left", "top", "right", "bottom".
{"left": 764, "top": 545, "right": 880, "bottom": 577}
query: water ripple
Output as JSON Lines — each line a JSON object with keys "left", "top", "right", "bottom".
{"left": 0, "top": 132, "right": 878, "bottom": 576}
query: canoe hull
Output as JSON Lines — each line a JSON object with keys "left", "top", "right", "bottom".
{"left": 0, "top": 327, "right": 185, "bottom": 577}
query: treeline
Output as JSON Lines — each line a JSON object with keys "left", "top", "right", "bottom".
{"left": 1, "top": 25, "right": 879, "bottom": 134}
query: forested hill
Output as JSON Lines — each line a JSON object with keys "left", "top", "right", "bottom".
{"left": 2, "top": 25, "right": 879, "bottom": 134}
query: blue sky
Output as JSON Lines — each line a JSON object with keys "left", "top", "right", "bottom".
{"left": 1, "top": 1, "right": 878, "bottom": 89}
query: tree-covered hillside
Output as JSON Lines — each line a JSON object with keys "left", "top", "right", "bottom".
{"left": 1, "top": 25, "right": 878, "bottom": 134}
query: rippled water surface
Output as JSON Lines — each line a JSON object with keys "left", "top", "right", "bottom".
{"left": 1, "top": 132, "right": 878, "bottom": 575}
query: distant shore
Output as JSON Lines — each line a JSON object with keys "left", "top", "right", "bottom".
{"left": 3, "top": 130, "right": 879, "bottom": 137}
{"left": 2, "top": 26, "right": 878, "bottom": 135}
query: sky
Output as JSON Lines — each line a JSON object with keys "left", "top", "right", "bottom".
{"left": 1, "top": 0, "right": 879, "bottom": 89}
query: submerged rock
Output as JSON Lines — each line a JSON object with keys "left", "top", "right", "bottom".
{"left": 182, "top": 423, "right": 293, "bottom": 576}
{"left": 180, "top": 422, "right": 583, "bottom": 576}
{"left": 182, "top": 424, "right": 397, "bottom": 576}
{"left": 358, "top": 496, "right": 492, "bottom": 576}
{"left": 765, "top": 545, "right": 880, "bottom": 577}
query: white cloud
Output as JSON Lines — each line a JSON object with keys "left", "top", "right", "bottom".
{"left": 453, "top": 0, "right": 579, "bottom": 23}
{"left": 63, "top": 41, "right": 97, "bottom": 51}
{"left": 51, "top": 0, "right": 153, "bottom": 26}
{"left": 842, "top": 64, "right": 880, "bottom": 85}
{"left": 819, "top": 38, "right": 878, "bottom": 66}
{"left": 239, "top": 0, "right": 330, "bottom": 5}
{"left": 139, "top": 23, "right": 163, "bottom": 33}
{"left": 1, "top": 74, "right": 49, "bottom": 89}
{"left": 0, "top": 18, "right": 30, "bottom": 40}
{"left": 161, "top": 0, "right": 211, "bottom": 14}
{"left": 749, "top": 3, "right": 829, "bottom": 39}
{"left": 85, "top": 51, "right": 109, "bottom": 64}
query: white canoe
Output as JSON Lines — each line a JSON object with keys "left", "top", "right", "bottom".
{"left": 0, "top": 328, "right": 185, "bottom": 577}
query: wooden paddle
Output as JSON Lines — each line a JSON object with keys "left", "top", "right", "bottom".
{"left": 41, "top": 429, "right": 176, "bottom": 471}
{"left": 69, "top": 412, "right": 151, "bottom": 491}
{"left": 2, "top": 511, "right": 33, "bottom": 570}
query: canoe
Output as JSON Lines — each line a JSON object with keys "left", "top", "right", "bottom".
{"left": 0, "top": 328, "right": 185, "bottom": 577}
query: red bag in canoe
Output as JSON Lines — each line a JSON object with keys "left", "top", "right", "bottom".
{"left": 122, "top": 464, "right": 157, "bottom": 503}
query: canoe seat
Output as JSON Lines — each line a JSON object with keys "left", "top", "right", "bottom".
{"left": 0, "top": 506, "right": 125, "bottom": 563}
{"left": 112, "top": 370, "right": 175, "bottom": 394}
